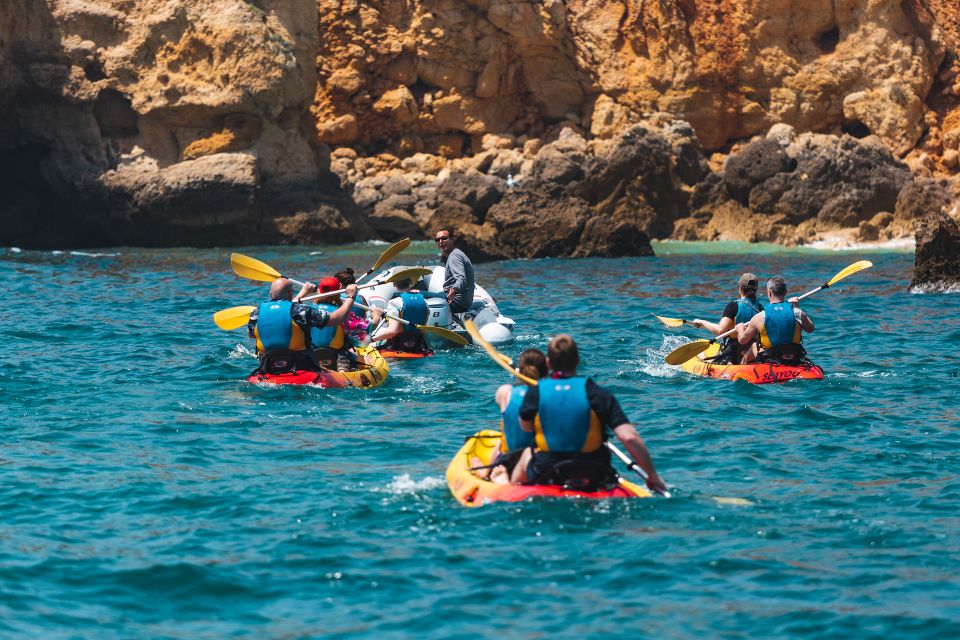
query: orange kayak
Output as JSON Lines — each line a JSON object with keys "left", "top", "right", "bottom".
{"left": 446, "top": 431, "right": 651, "bottom": 507}
{"left": 679, "top": 343, "right": 824, "bottom": 384}
{"left": 378, "top": 349, "right": 433, "bottom": 359}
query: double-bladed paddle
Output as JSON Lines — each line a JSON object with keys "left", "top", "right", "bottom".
{"left": 219, "top": 255, "right": 467, "bottom": 345}
{"left": 213, "top": 298, "right": 467, "bottom": 346}
{"left": 663, "top": 260, "right": 874, "bottom": 365}
{"left": 229, "top": 237, "right": 412, "bottom": 287}
{"left": 213, "top": 267, "right": 429, "bottom": 332}
{"left": 463, "top": 320, "right": 669, "bottom": 497}
{"left": 653, "top": 314, "right": 690, "bottom": 328}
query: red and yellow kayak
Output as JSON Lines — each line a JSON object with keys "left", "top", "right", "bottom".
{"left": 446, "top": 431, "right": 651, "bottom": 507}
{"left": 247, "top": 347, "right": 389, "bottom": 388}
{"left": 679, "top": 343, "right": 824, "bottom": 384}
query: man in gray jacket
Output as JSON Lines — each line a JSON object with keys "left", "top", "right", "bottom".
{"left": 435, "top": 229, "right": 475, "bottom": 314}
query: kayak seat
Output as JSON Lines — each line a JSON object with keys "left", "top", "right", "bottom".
{"left": 757, "top": 343, "right": 808, "bottom": 365}
{"left": 534, "top": 459, "right": 619, "bottom": 492}
{"left": 260, "top": 349, "right": 299, "bottom": 374}
{"left": 313, "top": 347, "right": 357, "bottom": 372}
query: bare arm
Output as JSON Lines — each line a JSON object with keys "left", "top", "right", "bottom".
{"left": 738, "top": 313, "right": 762, "bottom": 344}
{"left": 612, "top": 423, "right": 666, "bottom": 493}
{"left": 788, "top": 297, "right": 815, "bottom": 333}
{"left": 692, "top": 316, "right": 735, "bottom": 336}
{"left": 371, "top": 317, "right": 403, "bottom": 342}
{"left": 495, "top": 384, "right": 512, "bottom": 412}
{"left": 324, "top": 284, "right": 358, "bottom": 327}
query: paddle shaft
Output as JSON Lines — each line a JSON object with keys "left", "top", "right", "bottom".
{"left": 606, "top": 442, "right": 671, "bottom": 497}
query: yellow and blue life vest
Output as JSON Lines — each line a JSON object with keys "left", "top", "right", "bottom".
{"left": 500, "top": 385, "right": 534, "bottom": 453}
{"left": 534, "top": 376, "right": 604, "bottom": 453}
{"left": 308, "top": 302, "right": 345, "bottom": 349}
{"left": 760, "top": 302, "right": 802, "bottom": 348}
{"left": 394, "top": 292, "right": 428, "bottom": 333}
{"left": 255, "top": 301, "right": 307, "bottom": 353}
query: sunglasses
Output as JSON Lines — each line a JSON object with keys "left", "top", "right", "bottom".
{"left": 434, "top": 236, "right": 451, "bottom": 243}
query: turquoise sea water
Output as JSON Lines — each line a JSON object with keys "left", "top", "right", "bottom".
{"left": 1, "top": 241, "right": 958, "bottom": 638}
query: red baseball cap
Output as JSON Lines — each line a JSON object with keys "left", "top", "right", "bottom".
{"left": 319, "top": 277, "right": 341, "bottom": 293}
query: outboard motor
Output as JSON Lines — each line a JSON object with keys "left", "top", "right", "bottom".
{"left": 425, "top": 297, "right": 451, "bottom": 328}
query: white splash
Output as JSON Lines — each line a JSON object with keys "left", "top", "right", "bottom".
{"left": 70, "top": 250, "right": 121, "bottom": 257}
{"left": 636, "top": 335, "right": 690, "bottom": 378}
{"left": 10, "top": 247, "right": 21, "bottom": 253}
{"left": 378, "top": 473, "right": 446, "bottom": 494}
{"left": 230, "top": 344, "right": 257, "bottom": 359}
{"left": 910, "top": 281, "right": 960, "bottom": 295}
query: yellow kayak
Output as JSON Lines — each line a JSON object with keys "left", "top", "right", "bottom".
{"left": 446, "top": 430, "right": 652, "bottom": 507}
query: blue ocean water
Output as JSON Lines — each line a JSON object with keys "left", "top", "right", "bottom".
{"left": 1, "top": 242, "right": 958, "bottom": 639}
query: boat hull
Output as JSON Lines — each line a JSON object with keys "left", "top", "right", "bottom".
{"left": 246, "top": 347, "right": 389, "bottom": 388}
{"left": 679, "top": 343, "right": 824, "bottom": 384}
{"left": 446, "top": 431, "right": 651, "bottom": 507}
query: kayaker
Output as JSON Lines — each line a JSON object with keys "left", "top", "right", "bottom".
{"left": 368, "top": 278, "right": 434, "bottom": 355}
{"left": 247, "top": 278, "right": 358, "bottom": 374}
{"left": 474, "top": 348, "right": 549, "bottom": 484}
{"left": 333, "top": 267, "right": 374, "bottom": 346}
{"left": 435, "top": 229, "right": 475, "bottom": 315}
{"left": 513, "top": 335, "right": 667, "bottom": 493}
{"left": 691, "top": 272, "right": 763, "bottom": 364}
{"left": 736, "top": 275, "right": 815, "bottom": 364}
{"left": 306, "top": 276, "right": 362, "bottom": 371}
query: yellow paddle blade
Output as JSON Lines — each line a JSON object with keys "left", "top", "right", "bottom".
{"left": 231, "top": 253, "right": 282, "bottom": 283}
{"left": 387, "top": 267, "right": 433, "bottom": 283}
{"left": 371, "top": 238, "right": 411, "bottom": 271}
{"left": 465, "top": 319, "right": 539, "bottom": 386}
{"left": 826, "top": 260, "right": 873, "bottom": 287}
{"left": 213, "top": 305, "right": 256, "bottom": 331}
{"left": 654, "top": 314, "right": 686, "bottom": 328}
{"left": 418, "top": 324, "right": 469, "bottom": 346}
{"left": 664, "top": 339, "right": 712, "bottom": 365}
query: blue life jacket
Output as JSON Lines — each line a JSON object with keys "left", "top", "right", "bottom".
{"left": 254, "top": 301, "right": 306, "bottom": 353}
{"left": 735, "top": 297, "right": 762, "bottom": 324}
{"left": 760, "top": 302, "right": 801, "bottom": 348}
{"left": 534, "top": 376, "right": 603, "bottom": 453}
{"left": 501, "top": 385, "right": 534, "bottom": 453}
{"left": 394, "top": 292, "right": 428, "bottom": 332}
{"left": 308, "top": 303, "right": 344, "bottom": 349}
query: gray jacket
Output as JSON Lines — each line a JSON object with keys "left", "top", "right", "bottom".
{"left": 442, "top": 247, "right": 475, "bottom": 313}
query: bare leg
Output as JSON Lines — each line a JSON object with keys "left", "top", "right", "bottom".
{"left": 510, "top": 448, "right": 533, "bottom": 484}
{"left": 740, "top": 342, "right": 758, "bottom": 364}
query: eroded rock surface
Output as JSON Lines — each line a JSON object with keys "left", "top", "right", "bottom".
{"left": 1, "top": 0, "right": 959, "bottom": 260}
{"left": 912, "top": 209, "right": 960, "bottom": 290}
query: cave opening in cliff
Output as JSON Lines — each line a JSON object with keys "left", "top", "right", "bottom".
{"left": 842, "top": 118, "right": 871, "bottom": 139}
{"left": 815, "top": 26, "right": 840, "bottom": 54}
{"left": 93, "top": 89, "right": 139, "bottom": 138}
{"left": 83, "top": 60, "right": 106, "bottom": 82}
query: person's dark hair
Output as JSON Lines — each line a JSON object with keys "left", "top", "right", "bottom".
{"left": 740, "top": 282, "right": 758, "bottom": 296}
{"left": 335, "top": 267, "right": 356, "bottom": 286}
{"left": 394, "top": 278, "right": 413, "bottom": 290}
{"left": 547, "top": 334, "right": 579, "bottom": 372}
{"left": 517, "top": 348, "right": 548, "bottom": 380}
{"left": 767, "top": 275, "right": 788, "bottom": 298}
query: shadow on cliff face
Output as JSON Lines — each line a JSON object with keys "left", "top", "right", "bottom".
{"left": 0, "top": 0, "right": 368, "bottom": 249}
{"left": 0, "top": 0, "right": 96, "bottom": 248}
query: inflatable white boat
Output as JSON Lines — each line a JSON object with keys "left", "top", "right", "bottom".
{"left": 363, "top": 265, "right": 516, "bottom": 345}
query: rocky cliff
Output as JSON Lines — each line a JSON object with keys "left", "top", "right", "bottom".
{"left": 1, "top": 0, "right": 959, "bottom": 269}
